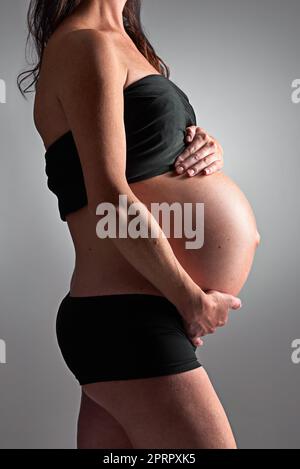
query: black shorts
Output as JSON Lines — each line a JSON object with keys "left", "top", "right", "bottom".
{"left": 55, "top": 292, "right": 202, "bottom": 385}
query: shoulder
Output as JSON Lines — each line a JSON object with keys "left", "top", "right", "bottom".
{"left": 47, "top": 28, "right": 117, "bottom": 55}
{"left": 57, "top": 28, "right": 116, "bottom": 56}
{"left": 46, "top": 29, "right": 127, "bottom": 87}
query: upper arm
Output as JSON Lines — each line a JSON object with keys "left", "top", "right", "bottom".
{"left": 55, "top": 30, "right": 129, "bottom": 208}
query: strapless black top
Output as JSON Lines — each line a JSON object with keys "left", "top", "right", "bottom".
{"left": 44, "top": 74, "right": 197, "bottom": 221}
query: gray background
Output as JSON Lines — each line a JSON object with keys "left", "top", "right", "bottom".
{"left": 0, "top": 0, "right": 299, "bottom": 448}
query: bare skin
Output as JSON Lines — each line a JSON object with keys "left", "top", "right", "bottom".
{"left": 80, "top": 368, "right": 237, "bottom": 449}
{"left": 34, "top": 0, "right": 260, "bottom": 449}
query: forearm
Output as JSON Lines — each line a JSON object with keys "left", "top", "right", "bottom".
{"left": 92, "top": 190, "right": 203, "bottom": 313}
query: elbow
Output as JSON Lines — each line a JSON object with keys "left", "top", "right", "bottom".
{"left": 87, "top": 187, "right": 134, "bottom": 218}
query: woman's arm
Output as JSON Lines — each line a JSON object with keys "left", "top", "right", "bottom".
{"left": 55, "top": 29, "right": 241, "bottom": 345}
{"left": 55, "top": 29, "right": 200, "bottom": 311}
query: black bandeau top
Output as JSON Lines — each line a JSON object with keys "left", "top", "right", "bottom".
{"left": 44, "top": 73, "right": 197, "bottom": 221}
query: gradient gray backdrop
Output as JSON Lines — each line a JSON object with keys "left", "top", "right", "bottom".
{"left": 0, "top": 0, "right": 299, "bottom": 448}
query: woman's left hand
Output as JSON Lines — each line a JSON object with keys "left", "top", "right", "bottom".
{"left": 174, "top": 126, "right": 224, "bottom": 176}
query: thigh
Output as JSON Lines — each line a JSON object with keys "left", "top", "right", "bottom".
{"left": 77, "top": 390, "right": 133, "bottom": 449}
{"left": 83, "top": 367, "right": 237, "bottom": 449}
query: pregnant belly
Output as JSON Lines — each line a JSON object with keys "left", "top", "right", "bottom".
{"left": 131, "top": 170, "right": 260, "bottom": 297}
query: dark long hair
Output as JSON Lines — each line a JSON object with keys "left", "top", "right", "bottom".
{"left": 17, "top": 0, "right": 170, "bottom": 98}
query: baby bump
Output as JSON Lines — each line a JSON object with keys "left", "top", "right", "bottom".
{"left": 131, "top": 171, "right": 260, "bottom": 297}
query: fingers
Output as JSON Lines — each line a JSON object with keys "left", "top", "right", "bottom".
{"left": 206, "top": 289, "right": 242, "bottom": 311}
{"left": 184, "top": 289, "right": 242, "bottom": 345}
{"left": 193, "top": 337, "right": 204, "bottom": 347}
{"left": 185, "top": 125, "right": 197, "bottom": 142}
{"left": 175, "top": 134, "right": 222, "bottom": 176}
{"left": 175, "top": 128, "right": 210, "bottom": 169}
{"left": 183, "top": 318, "right": 204, "bottom": 347}
{"left": 201, "top": 290, "right": 242, "bottom": 335}
{"left": 203, "top": 159, "right": 223, "bottom": 175}
{"left": 176, "top": 128, "right": 210, "bottom": 163}
{"left": 185, "top": 151, "right": 219, "bottom": 177}
{"left": 216, "top": 318, "right": 228, "bottom": 327}
{"left": 225, "top": 295, "right": 242, "bottom": 310}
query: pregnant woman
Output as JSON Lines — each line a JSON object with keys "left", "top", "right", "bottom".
{"left": 18, "top": 0, "right": 260, "bottom": 449}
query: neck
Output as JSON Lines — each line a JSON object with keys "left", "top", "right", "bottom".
{"left": 75, "top": 0, "right": 127, "bottom": 33}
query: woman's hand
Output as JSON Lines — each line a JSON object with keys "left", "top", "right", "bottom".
{"left": 180, "top": 288, "right": 242, "bottom": 347}
{"left": 174, "top": 126, "right": 224, "bottom": 176}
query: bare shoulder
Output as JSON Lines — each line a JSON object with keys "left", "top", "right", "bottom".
{"left": 55, "top": 28, "right": 118, "bottom": 57}
{"left": 46, "top": 29, "right": 127, "bottom": 92}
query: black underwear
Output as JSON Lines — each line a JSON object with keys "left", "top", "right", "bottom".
{"left": 55, "top": 291, "right": 202, "bottom": 385}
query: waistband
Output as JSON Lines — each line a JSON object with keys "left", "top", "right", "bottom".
{"left": 62, "top": 290, "right": 174, "bottom": 305}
